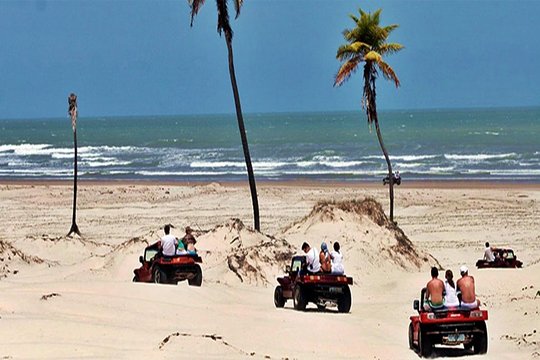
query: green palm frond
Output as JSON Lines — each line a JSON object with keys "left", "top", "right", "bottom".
{"left": 336, "top": 42, "right": 371, "bottom": 61}
{"left": 378, "top": 43, "right": 404, "bottom": 56}
{"left": 334, "top": 57, "right": 361, "bottom": 87}
{"left": 335, "top": 8, "right": 402, "bottom": 88}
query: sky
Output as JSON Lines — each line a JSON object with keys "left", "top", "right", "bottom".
{"left": 1, "top": 0, "right": 539, "bottom": 119}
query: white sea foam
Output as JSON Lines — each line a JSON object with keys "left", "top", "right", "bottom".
{"left": 445, "top": 153, "right": 517, "bottom": 161}
{"left": 0, "top": 143, "right": 51, "bottom": 155}
{"left": 81, "top": 160, "right": 132, "bottom": 167}
{"left": 363, "top": 154, "right": 437, "bottom": 161}
{"left": 396, "top": 163, "right": 423, "bottom": 168}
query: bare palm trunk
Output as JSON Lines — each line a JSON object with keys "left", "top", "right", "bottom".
{"left": 225, "top": 38, "right": 260, "bottom": 231}
{"left": 67, "top": 128, "right": 81, "bottom": 237}
{"left": 374, "top": 120, "right": 394, "bottom": 223}
{"left": 364, "top": 64, "right": 394, "bottom": 223}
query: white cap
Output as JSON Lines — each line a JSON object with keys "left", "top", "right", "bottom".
{"left": 460, "top": 265, "right": 469, "bottom": 274}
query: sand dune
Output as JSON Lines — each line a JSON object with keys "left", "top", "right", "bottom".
{"left": 0, "top": 182, "right": 539, "bottom": 359}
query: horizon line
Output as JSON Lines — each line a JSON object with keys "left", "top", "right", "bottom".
{"left": 1, "top": 104, "right": 540, "bottom": 121}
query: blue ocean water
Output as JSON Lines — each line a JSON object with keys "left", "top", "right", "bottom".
{"left": 0, "top": 108, "right": 539, "bottom": 182}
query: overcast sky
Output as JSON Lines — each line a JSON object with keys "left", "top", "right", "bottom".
{"left": 1, "top": 0, "right": 539, "bottom": 119}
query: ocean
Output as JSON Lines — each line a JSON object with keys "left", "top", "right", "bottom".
{"left": 0, "top": 108, "right": 539, "bottom": 182}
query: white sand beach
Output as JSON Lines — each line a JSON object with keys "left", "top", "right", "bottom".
{"left": 0, "top": 181, "right": 539, "bottom": 359}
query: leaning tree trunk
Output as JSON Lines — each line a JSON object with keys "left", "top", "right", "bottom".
{"left": 364, "top": 63, "right": 394, "bottom": 223}
{"left": 67, "top": 127, "right": 81, "bottom": 236}
{"left": 374, "top": 119, "right": 394, "bottom": 223}
{"left": 225, "top": 38, "right": 260, "bottom": 231}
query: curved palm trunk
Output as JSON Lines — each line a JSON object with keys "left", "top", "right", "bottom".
{"left": 364, "top": 64, "right": 394, "bottom": 223}
{"left": 374, "top": 120, "right": 394, "bottom": 223}
{"left": 67, "top": 128, "right": 81, "bottom": 236}
{"left": 225, "top": 38, "right": 260, "bottom": 231}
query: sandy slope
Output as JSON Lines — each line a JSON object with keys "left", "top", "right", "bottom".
{"left": 0, "top": 182, "right": 539, "bottom": 359}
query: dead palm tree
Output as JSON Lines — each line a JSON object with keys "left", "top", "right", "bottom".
{"left": 334, "top": 8, "right": 403, "bottom": 223}
{"left": 188, "top": 0, "right": 260, "bottom": 231}
{"left": 67, "top": 93, "right": 81, "bottom": 237}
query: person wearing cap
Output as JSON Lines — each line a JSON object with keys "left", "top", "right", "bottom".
{"left": 160, "top": 224, "right": 177, "bottom": 257}
{"left": 301, "top": 242, "right": 321, "bottom": 274}
{"left": 319, "top": 242, "right": 332, "bottom": 273}
{"left": 182, "top": 226, "right": 197, "bottom": 254}
{"left": 456, "top": 265, "right": 481, "bottom": 309}
{"left": 424, "top": 267, "right": 445, "bottom": 310}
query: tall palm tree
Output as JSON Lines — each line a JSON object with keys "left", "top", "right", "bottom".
{"left": 334, "top": 8, "right": 403, "bottom": 223}
{"left": 188, "top": 0, "right": 260, "bottom": 231}
{"left": 67, "top": 93, "right": 81, "bottom": 237}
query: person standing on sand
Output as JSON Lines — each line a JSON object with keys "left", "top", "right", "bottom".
{"left": 160, "top": 224, "right": 177, "bottom": 257}
{"left": 424, "top": 267, "right": 445, "bottom": 310}
{"left": 457, "top": 265, "right": 481, "bottom": 309}
{"left": 301, "top": 242, "right": 321, "bottom": 274}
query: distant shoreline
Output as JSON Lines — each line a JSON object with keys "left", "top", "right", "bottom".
{"left": 1, "top": 178, "right": 539, "bottom": 189}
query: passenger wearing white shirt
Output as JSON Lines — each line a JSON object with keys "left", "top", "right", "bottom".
{"left": 444, "top": 269, "right": 460, "bottom": 307}
{"left": 330, "top": 242, "right": 345, "bottom": 275}
{"left": 301, "top": 242, "right": 321, "bottom": 273}
{"left": 484, "top": 242, "right": 495, "bottom": 262}
{"left": 160, "top": 224, "right": 177, "bottom": 257}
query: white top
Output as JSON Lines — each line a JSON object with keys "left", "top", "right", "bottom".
{"left": 444, "top": 280, "right": 460, "bottom": 307}
{"left": 330, "top": 250, "right": 345, "bottom": 274}
{"left": 484, "top": 247, "right": 495, "bottom": 262}
{"left": 161, "top": 234, "right": 177, "bottom": 256}
{"left": 305, "top": 247, "right": 321, "bottom": 273}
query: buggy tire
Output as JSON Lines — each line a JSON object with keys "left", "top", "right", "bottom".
{"left": 132, "top": 276, "right": 137, "bottom": 282}
{"left": 293, "top": 285, "right": 307, "bottom": 311}
{"left": 153, "top": 266, "right": 167, "bottom": 284}
{"left": 473, "top": 322, "right": 488, "bottom": 354}
{"left": 337, "top": 286, "right": 352, "bottom": 313}
{"left": 419, "top": 326, "right": 432, "bottom": 357}
{"left": 188, "top": 265, "right": 203, "bottom": 287}
{"left": 274, "top": 286, "right": 286, "bottom": 308}
{"left": 408, "top": 323, "right": 414, "bottom": 350}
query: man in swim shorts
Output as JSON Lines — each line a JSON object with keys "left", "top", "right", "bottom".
{"left": 424, "top": 267, "right": 445, "bottom": 310}
{"left": 457, "top": 265, "right": 481, "bottom": 309}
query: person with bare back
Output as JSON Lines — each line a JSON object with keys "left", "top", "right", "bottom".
{"left": 319, "top": 242, "right": 332, "bottom": 273}
{"left": 457, "top": 265, "right": 481, "bottom": 309}
{"left": 424, "top": 267, "right": 445, "bottom": 310}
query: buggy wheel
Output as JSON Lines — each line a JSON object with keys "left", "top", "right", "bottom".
{"left": 188, "top": 265, "right": 203, "bottom": 287}
{"left": 408, "top": 323, "right": 414, "bottom": 350}
{"left": 337, "top": 286, "right": 352, "bottom": 313}
{"left": 274, "top": 286, "right": 286, "bottom": 308}
{"left": 419, "top": 327, "right": 432, "bottom": 357}
{"left": 293, "top": 285, "right": 307, "bottom": 311}
{"left": 473, "top": 322, "right": 488, "bottom": 354}
{"left": 132, "top": 276, "right": 137, "bottom": 282}
{"left": 153, "top": 266, "right": 167, "bottom": 284}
